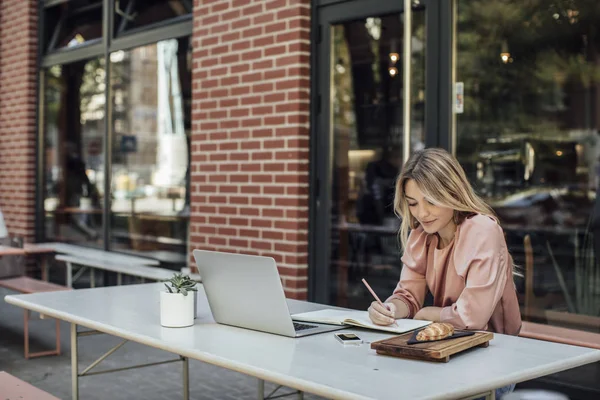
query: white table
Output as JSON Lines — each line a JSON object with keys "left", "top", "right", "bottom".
{"left": 28, "top": 243, "right": 161, "bottom": 286}
{"left": 54, "top": 254, "right": 175, "bottom": 288}
{"left": 5, "top": 283, "right": 600, "bottom": 400}
{"left": 37, "top": 242, "right": 161, "bottom": 266}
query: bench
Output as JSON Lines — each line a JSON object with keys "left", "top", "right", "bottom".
{"left": 0, "top": 371, "right": 59, "bottom": 400}
{"left": 519, "top": 321, "right": 600, "bottom": 350}
{"left": 0, "top": 277, "right": 69, "bottom": 358}
{"left": 27, "top": 242, "right": 161, "bottom": 287}
{"left": 55, "top": 254, "right": 176, "bottom": 287}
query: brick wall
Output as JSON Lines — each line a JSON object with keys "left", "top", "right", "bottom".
{"left": 0, "top": 0, "right": 38, "bottom": 241}
{"left": 191, "top": 0, "right": 311, "bottom": 299}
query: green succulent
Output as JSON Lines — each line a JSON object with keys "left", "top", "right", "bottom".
{"left": 164, "top": 273, "right": 198, "bottom": 296}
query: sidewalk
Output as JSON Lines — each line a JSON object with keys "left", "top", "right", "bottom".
{"left": 0, "top": 287, "right": 324, "bottom": 400}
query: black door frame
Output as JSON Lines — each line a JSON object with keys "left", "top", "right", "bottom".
{"left": 308, "top": 0, "right": 453, "bottom": 303}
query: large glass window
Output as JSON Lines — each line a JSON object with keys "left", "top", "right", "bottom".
{"left": 40, "top": 0, "right": 192, "bottom": 266}
{"left": 328, "top": 11, "right": 427, "bottom": 308}
{"left": 43, "top": 58, "right": 106, "bottom": 245}
{"left": 109, "top": 37, "right": 191, "bottom": 265}
{"left": 455, "top": 1, "right": 600, "bottom": 332}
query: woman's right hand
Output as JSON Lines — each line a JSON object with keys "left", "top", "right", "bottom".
{"left": 368, "top": 301, "right": 397, "bottom": 325}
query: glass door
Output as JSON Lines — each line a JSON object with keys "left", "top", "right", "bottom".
{"left": 312, "top": 0, "right": 442, "bottom": 306}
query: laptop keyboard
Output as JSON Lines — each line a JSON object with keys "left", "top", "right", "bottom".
{"left": 293, "top": 322, "right": 318, "bottom": 331}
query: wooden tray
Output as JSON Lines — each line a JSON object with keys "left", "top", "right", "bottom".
{"left": 371, "top": 331, "right": 493, "bottom": 363}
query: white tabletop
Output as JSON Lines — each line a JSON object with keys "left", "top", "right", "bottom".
{"left": 5, "top": 284, "right": 600, "bottom": 400}
{"left": 36, "top": 242, "right": 161, "bottom": 266}
{"left": 55, "top": 255, "right": 174, "bottom": 281}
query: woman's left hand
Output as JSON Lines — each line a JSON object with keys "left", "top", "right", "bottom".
{"left": 413, "top": 306, "right": 442, "bottom": 322}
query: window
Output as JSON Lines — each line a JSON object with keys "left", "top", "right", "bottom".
{"left": 114, "top": 0, "right": 192, "bottom": 36}
{"left": 44, "top": 0, "right": 103, "bottom": 52}
{"left": 39, "top": 0, "right": 192, "bottom": 265}
{"left": 109, "top": 37, "right": 191, "bottom": 262}
{"left": 455, "top": 1, "right": 600, "bottom": 333}
{"left": 43, "top": 58, "right": 106, "bottom": 245}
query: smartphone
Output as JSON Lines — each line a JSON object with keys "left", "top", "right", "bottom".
{"left": 334, "top": 332, "right": 362, "bottom": 345}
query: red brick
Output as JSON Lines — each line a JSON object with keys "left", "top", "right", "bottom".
{"left": 191, "top": 0, "right": 311, "bottom": 298}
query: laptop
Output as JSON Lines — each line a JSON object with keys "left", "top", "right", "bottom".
{"left": 192, "top": 249, "right": 345, "bottom": 338}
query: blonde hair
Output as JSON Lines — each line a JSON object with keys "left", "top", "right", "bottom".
{"left": 395, "top": 148, "right": 497, "bottom": 249}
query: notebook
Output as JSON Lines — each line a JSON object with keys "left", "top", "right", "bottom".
{"left": 291, "top": 309, "right": 431, "bottom": 334}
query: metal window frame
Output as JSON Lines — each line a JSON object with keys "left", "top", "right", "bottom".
{"left": 35, "top": 0, "right": 193, "bottom": 246}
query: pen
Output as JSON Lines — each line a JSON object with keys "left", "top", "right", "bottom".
{"left": 362, "top": 278, "right": 399, "bottom": 327}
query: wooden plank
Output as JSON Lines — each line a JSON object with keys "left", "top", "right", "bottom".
{"left": 371, "top": 331, "right": 493, "bottom": 362}
{"left": 0, "top": 245, "right": 26, "bottom": 256}
{"left": 0, "top": 277, "right": 69, "bottom": 294}
{"left": 520, "top": 321, "right": 600, "bottom": 350}
{"left": 23, "top": 244, "right": 56, "bottom": 255}
{"left": 0, "top": 371, "right": 60, "bottom": 400}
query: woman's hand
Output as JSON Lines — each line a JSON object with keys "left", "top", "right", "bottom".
{"left": 368, "top": 301, "right": 397, "bottom": 325}
{"left": 413, "top": 306, "right": 442, "bottom": 322}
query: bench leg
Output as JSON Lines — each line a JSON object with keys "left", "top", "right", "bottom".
{"left": 41, "top": 256, "right": 49, "bottom": 281}
{"left": 66, "top": 261, "right": 73, "bottom": 288}
{"left": 23, "top": 309, "right": 61, "bottom": 359}
{"left": 90, "top": 269, "right": 95, "bottom": 288}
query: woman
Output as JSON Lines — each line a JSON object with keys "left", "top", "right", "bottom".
{"left": 368, "top": 148, "right": 521, "bottom": 399}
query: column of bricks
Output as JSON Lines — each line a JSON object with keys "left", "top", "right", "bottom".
{"left": 0, "top": 0, "right": 38, "bottom": 242}
{"left": 191, "top": 0, "right": 311, "bottom": 299}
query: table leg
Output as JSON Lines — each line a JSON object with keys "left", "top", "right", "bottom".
{"left": 485, "top": 390, "right": 495, "bottom": 400}
{"left": 56, "top": 318, "right": 61, "bottom": 355}
{"left": 182, "top": 356, "right": 189, "bottom": 400}
{"left": 257, "top": 379, "right": 265, "bottom": 400}
{"left": 117, "top": 273, "right": 122, "bottom": 285}
{"left": 71, "top": 323, "right": 79, "bottom": 400}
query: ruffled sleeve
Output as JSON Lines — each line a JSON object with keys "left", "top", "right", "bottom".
{"left": 439, "top": 215, "right": 509, "bottom": 330}
{"left": 386, "top": 227, "right": 429, "bottom": 318}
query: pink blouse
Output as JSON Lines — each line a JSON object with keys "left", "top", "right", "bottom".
{"left": 387, "top": 214, "right": 522, "bottom": 335}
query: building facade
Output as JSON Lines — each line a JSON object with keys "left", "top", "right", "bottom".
{"left": 1, "top": 1, "right": 600, "bottom": 393}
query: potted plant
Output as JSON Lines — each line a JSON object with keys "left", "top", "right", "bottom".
{"left": 160, "top": 273, "right": 198, "bottom": 328}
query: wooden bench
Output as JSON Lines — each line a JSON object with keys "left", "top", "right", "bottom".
{"left": 0, "top": 277, "right": 70, "bottom": 359}
{"left": 55, "top": 254, "right": 176, "bottom": 287}
{"left": 519, "top": 321, "right": 600, "bottom": 350}
{"left": 0, "top": 371, "right": 59, "bottom": 400}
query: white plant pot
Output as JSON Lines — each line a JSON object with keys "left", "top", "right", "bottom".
{"left": 160, "top": 291, "right": 195, "bottom": 328}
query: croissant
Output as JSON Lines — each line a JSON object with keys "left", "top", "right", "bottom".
{"left": 416, "top": 322, "right": 455, "bottom": 341}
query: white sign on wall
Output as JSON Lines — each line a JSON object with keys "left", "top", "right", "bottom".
{"left": 455, "top": 82, "right": 464, "bottom": 114}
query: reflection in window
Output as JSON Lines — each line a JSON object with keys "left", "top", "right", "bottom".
{"left": 114, "top": 0, "right": 192, "bottom": 36}
{"left": 44, "top": 1, "right": 103, "bottom": 52}
{"left": 43, "top": 58, "right": 106, "bottom": 245}
{"left": 329, "top": 12, "right": 426, "bottom": 308}
{"left": 109, "top": 37, "right": 191, "bottom": 265}
{"left": 456, "top": 1, "right": 600, "bottom": 331}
